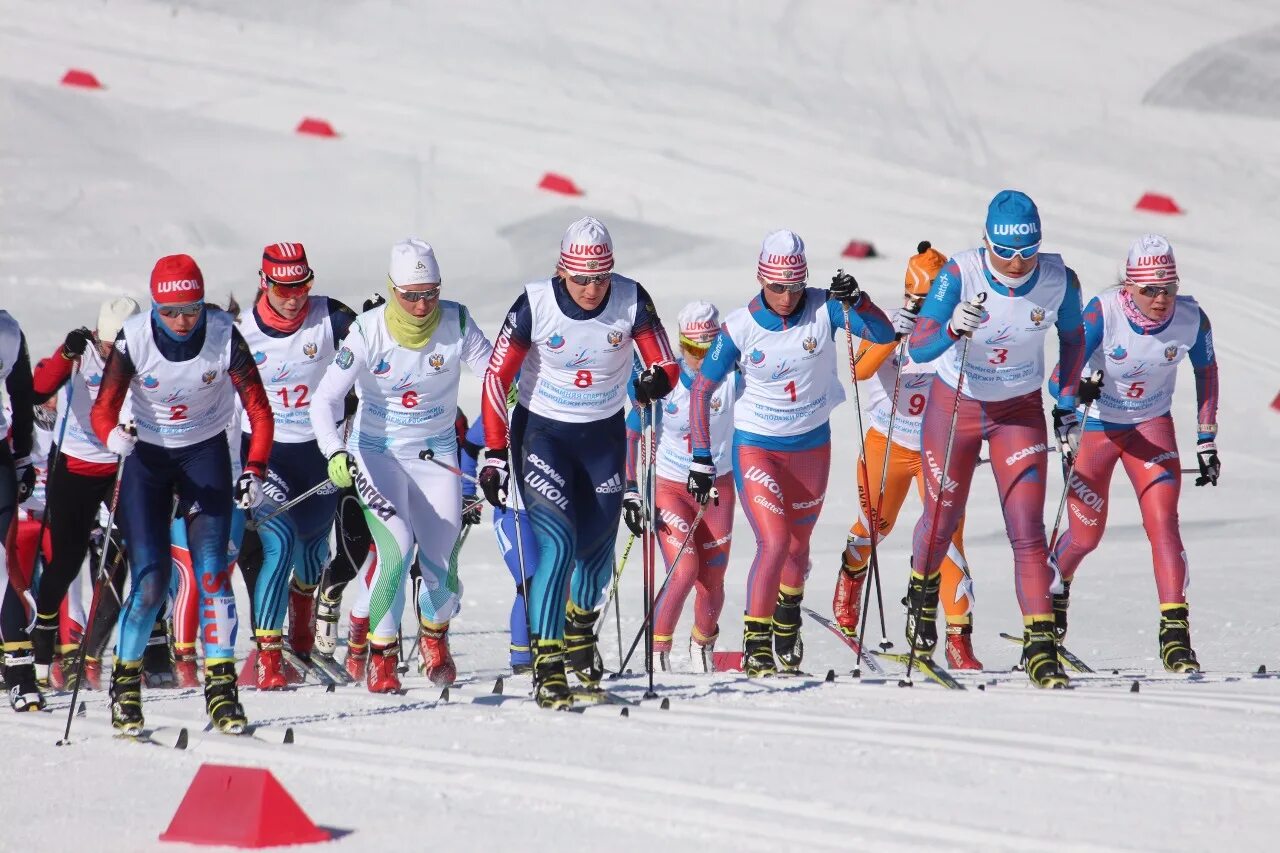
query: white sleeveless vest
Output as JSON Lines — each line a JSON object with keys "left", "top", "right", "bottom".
{"left": 238, "top": 296, "right": 338, "bottom": 442}
{"left": 656, "top": 366, "right": 737, "bottom": 481}
{"left": 1088, "top": 291, "right": 1201, "bottom": 424}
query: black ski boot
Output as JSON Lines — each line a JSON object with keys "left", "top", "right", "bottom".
{"left": 743, "top": 616, "right": 776, "bottom": 677}
{"left": 1022, "top": 620, "right": 1069, "bottom": 688}
{"left": 531, "top": 638, "right": 573, "bottom": 710}
{"left": 31, "top": 612, "right": 59, "bottom": 688}
{"left": 109, "top": 660, "right": 144, "bottom": 733}
{"left": 204, "top": 661, "right": 248, "bottom": 734}
{"left": 903, "top": 570, "right": 941, "bottom": 655}
{"left": 5, "top": 646, "right": 46, "bottom": 712}
{"left": 772, "top": 590, "right": 804, "bottom": 673}
{"left": 1159, "top": 605, "right": 1200, "bottom": 673}
{"left": 564, "top": 603, "right": 603, "bottom": 689}
{"left": 142, "top": 619, "right": 175, "bottom": 688}
{"left": 1052, "top": 579, "right": 1072, "bottom": 642}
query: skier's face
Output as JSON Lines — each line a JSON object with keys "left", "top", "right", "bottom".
{"left": 393, "top": 283, "right": 440, "bottom": 318}
{"left": 1127, "top": 282, "right": 1177, "bottom": 321}
{"left": 759, "top": 275, "right": 804, "bottom": 316}
{"left": 265, "top": 281, "right": 312, "bottom": 319}
{"left": 560, "top": 268, "right": 610, "bottom": 311}
{"left": 157, "top": 304, "right": 201, "bottom": 335}
{"left": 984, "top": 237, "right": 1039, "bottom": 278}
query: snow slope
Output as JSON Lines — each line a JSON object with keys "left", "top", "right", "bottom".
{"left": 4, "top": 1, "right": 1280, "bottom": 850}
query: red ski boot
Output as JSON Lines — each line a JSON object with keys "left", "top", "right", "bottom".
{"left": 82, "top": 656, "right": 103, "bottom": 691}
{"left": 287, "top": 581, "right": 316, "bottom": 657}
{"left": 367, "top": 642, "right": 402, "bottom": 694}
{"left": 832, "top": 556, "right": 868, "bottom": 636}
{"left": 345, "top": 614, "right": 370, "bottom": 682}
{"left": 418, "top": 623, "right": 457, "bottom": 686}
{"left": 172, "top": 646, "right": 201, "bottom": 688}
{"left": 254, "top": 633, "right": 289, "bottom": 690}
{"left": 945, "top": 621, "right": 983, "bottom": 671}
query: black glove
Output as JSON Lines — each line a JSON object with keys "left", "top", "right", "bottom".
{"left": 478, "top": 448, "right": 510, "bottom": 508}
{"left": 62, "top": 327, "right": 93, "bottom": 359}
{"left": 622, "top": 483, "right": 646, "bottom": 537}
{"left": 1194, "top": 440, "right": 1220, "bottom": 487}
{"left": 1052, "top": 406, "right": 1081, "bottom": 468}
{"left": 828, "top": 269, "right": 861, "bottom": 304}
{"left": 461, "top": 493, "right": 483, "bottom": 526}
{"left": 362, "top": 293, "right": 386, "bottom": 312}
{"left": 15, "top": 457, "right": 36, "bottom": 503}
{"left": 686, "top": 453, "right": 716, "bottom": 506}
{"left": 1077, "top": 370, "right": 1104, "bottom": 407}
{"left": 633, "top": 365, "right": 674, "bottom": 407}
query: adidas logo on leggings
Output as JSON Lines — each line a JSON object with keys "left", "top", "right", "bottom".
{"left": 595, "top": 474, "right": 624, "bottom": 494}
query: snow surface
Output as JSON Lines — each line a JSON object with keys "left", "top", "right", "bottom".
{"left": 4, "top": 1, "right": 1280, "bottom": 850}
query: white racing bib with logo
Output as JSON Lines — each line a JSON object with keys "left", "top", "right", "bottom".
{"left": 1089, "top": 291, "right": 1200, "bottom": 424}
{"left": 656, "top": 368, "right": 738, "bottom": 481}
{"left": 238, "top": 296, "right": 338, "bottom": 443}
{"left": 861, "top": 344, "right": 940, "bottom": 452}
{"left": 55, "top": 345, "right": 119, "bottom": 464}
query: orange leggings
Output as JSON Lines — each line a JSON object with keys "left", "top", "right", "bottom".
{"left": 845, "top": 428, "right": 973, "bottom": 623}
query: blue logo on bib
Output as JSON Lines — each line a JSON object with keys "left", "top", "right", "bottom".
{"left": 373, "top": 358, "right": 392, "bottom": 376}
{"left": 749, "top": 348, "right": 765, "bottom": 366}
{"left": 547, "top": 334, "right": 566, "bottom": 351}
{"left": 1108, "top": 345, "right": 1128, "bottom": 362}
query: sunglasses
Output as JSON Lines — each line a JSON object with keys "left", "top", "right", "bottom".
{"left": 1133, "top": 283, "right": 1177, "bottom": 297}
{"left": 987, "top": 240, "right": 1040, "bottom": 261}
{"left": 391, "top": 283, "right": 441, "bottom": 303}
{"left": 568, "top": 273, "right": 611, "bottom": 286}
{"left": 267, "top": 279, "right": 314, "bottom": 298}
{"left": 679, "top": 337, "right": 713, "bottom": 357}
{"left": 158, "top": 304, "right": 202, "bottom": 318}
{"left": 763, "top": 280, "right": 806, "bottom": 294}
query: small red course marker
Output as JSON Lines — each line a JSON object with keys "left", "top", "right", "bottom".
{"left": 538, "top": 172, "right": 583, "bottom": 196}
{"left": 1135, "top": 192, "right": 1182, "bottom": 214}
{"left": 160, "top": 764, "right": 331, "bottom": 848}
{"left": 61, "top": 69, "right": 103, "bottom": 89}
{"left": 296, "top": 117, "right": 338, "bottom": 138}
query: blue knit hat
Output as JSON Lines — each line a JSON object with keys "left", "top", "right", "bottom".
{"left": 985, "top": 190, "right": 1041, "bottom": 250}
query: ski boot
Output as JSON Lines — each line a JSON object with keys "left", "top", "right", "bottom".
{"left": 1022, "top": 620, "right": 1069, "bottom": 688}
{"left": 82, "top": 656, "right": 103, "bottom": 691}
{"left": 253, "top": 632, "right": 289, "bottom": 691}
{"left": 366, "top": 642, "right": 402, "bottom": 694}
{"left": 1159, "top": 605, "right": 1200, "bottom": 673}
{"left": 5, "top": 646, "right": 46, "bottom": 712}
{"left": 31, "top": 612, "right": 58, "bottom": 689}
{"left": 287, "top": 581, "right": 316, "bottom": 658}
{"left": 510, "top": 643, "right": 532, "bottom": 676}
{"left": 417, "top": 622, "right": 457, "bottom": 686}
{"left": 314, "top": 589, "right": 341, "bottom": 657}
{"left": 204, "top": 661, "right": 249, "bottom": 733}
{"left": 772, "top": 588, "right": 804, "bottom": 673}
{"left": 141, "top": 620, "right": 175, "bottom": 688}
{"left": 345, "top": 614, "right": 370, "bottom": 681}
{"left": 531, "top": 638, "right": 573, "bottom": 710}
{"left": 689, "top": 626, "right": 717, "bottom": 674}
{"left": 655, "top": 635, "right": 673, "bottom": 673}
{"left": 743, "top": 616, "right": 776, "bottom": 677}
{"left": 944, "top": 619, "right": 983, "bottom": 670}
{"left": 50, "top": 652, "right": 70, "bottom": 691}
{"left": 564, "top": 603, "right": 604, "bottom": 689}
{"left": 903, "top": 570, "right": 941, "bottom": 656}
{"left": 172, "top": 645, "right": 201, "bottom": 688}
{"left": 109, "top": 660, "right": 144, "bottom": 733}
{"left": 1052, "top": 579, "right": 1072, "bottom": 641}
{"left": 832, "top": 556, "right": 868, "bottom": 637}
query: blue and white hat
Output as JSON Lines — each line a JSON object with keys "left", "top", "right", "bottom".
{"left": 984, "top": 190, "right": 1041, "bottom": 250}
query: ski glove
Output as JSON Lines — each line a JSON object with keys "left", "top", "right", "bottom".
{"left": 622, "top": 484, "right": 647, "bottom": 537}
{"left": 948, "top": 299, "right": 987, "bottom": 336}
{"left": 461, "top": 493, "right": 483, "bottom": 526}
{"left": 686, "top": 453, "right": 716, "bottom": 506}
{"left": 107, "top": 421, "right": 137, "bottom": 458}
{"left": 1077, "top": 370, "right": 1104, "bottom": 407}
{"left": 891, "top": 307, "right": 918, "bottom": 339}
{"left": 327, "top": 451, "right": 355, "bottom": 488}
{"left": 1194, "top": 440, "right": 1220, "bottom": 487}
{"left": 479, "top": 448, "right": 510, "bottom": 508}
{"left": 633, "top": 365, "right": 674, "bottom": 407}
{"left": 828, "top": 270, "right": 860, "bottom": 304}
{"left": 235, "top": 471, "right": 265, "bottom": 510}
{"left": 362, "top": 293, "right": 386, "bottom": 312}
{"left": 1052, "top": 407, "right": 1082, "bottom": 466}
{"left": 14, "top": 456, "right": 35, "bottom": 503}
{"left": 62, "top": 327, "right": 94, "bottom": 359}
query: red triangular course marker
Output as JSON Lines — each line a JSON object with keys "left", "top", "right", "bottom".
{"left": 160, "top": 764, "right": 331, "bottom": 848}
{"left": 712, "top": 651, "right": 743, "bottom": 672}
{"left": 296, "top": 117, "right": 338, "bottom": 138}
{"left": 1135, "top": 192, "right": 1182, "bottom": 214}
{"left": 538, "top": 172, "right": 583, "bottom": 196}
{"left": 61, "top": 69, "right": 103, "bottom": 89}
{"left": 841, "top": 240, "right": 878, "bottom": 259}
{"left": 1271, "top": 390, "right": 1280, "bottom": 412}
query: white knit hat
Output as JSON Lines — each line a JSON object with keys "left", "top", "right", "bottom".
{"left": 389, "top": 238, "right": 441, "bottom": 286}
{"left": 677, "top": 301, "right": 720, "bottom": 344}
{"left": 97, "top": 296, "right": 141, "bottom": 343}
{"left": 559, "top": 216, "right": 614, "bottom": 275}
{"left": 758, "top": 229, "right": 807, "bottom": 282}
{"left": 1125, "top": 234, "right": 1178, "bottom": 286}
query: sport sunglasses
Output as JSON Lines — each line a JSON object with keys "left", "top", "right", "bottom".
{"left": 987, "top": 240, "right": 1041, "bottom": 261}
{"left": 763, "top": 280, "right": 806, "bottom": 294}
{"left": 568, "top": 273, "right": 611, "bottom": 286}
{"left": 389, "top": 280, "right": 442, "bottom": 303}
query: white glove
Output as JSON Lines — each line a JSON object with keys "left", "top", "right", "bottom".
{"left": 892, "top": 308, "right": 918, "bottom": 338}
{"left": 235, "top": 471, "right": 265, "bottom": 510}
{"left": 107, "top": 422, "right": 137, "bottom": 457}
{"left": 948, "top": 300, "right": 987, "bottom": 336}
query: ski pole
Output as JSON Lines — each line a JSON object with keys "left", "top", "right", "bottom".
{"left": 600, "top": 533, "right": 635, "bottom": 671}
{"left": 903, "top": 293, "right": 984, "bottom": 685}
{"left": 418, "top": 448, "right": 482, "bottom": 486}
{"left": 249, "top": 478, "right": 333, "bottom": 529}
{"left": 57, "top": 452, "right": 126, "bottom": 746}
{"left": 1047, "top": 371, "right": 1104, "bottom": 554}
{"left": 618, "top": 487, "right": 718, "bottom": 674}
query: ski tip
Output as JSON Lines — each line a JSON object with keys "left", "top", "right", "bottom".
{"left": 439, "top": 687, "right": 451, "bottom": 702}
{"left": 620, "top": 707, "right": 630, "bottom": 718}
{"left": 659, "top": 697, "right": 670, "bottom": 710}
{"left": 283, "top": 727, "right": 295, "bottom": 745}
{"left": 325, "top": 683, "right": 336, "bottom": 694}
{"left": 175, "top": 729, "right": 189, "bottom": 750}
{"left": 492, "top": 676, "right": 504, "bottom": 695}
{"left": 1129, "top": 681, "right": 1140, "bottom": 693}
{"left": 824, "top": 669, "right": 836, "bottom": 683}
{"left": 76, "top": 701, "right": 86, "bottom": 717}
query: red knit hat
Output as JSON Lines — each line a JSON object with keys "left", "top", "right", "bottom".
{"left": 261, "top": 242, "right": 314, "bottom": 286}
{"left": 150, "top": 254, "right": 205, "bottom": 305}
